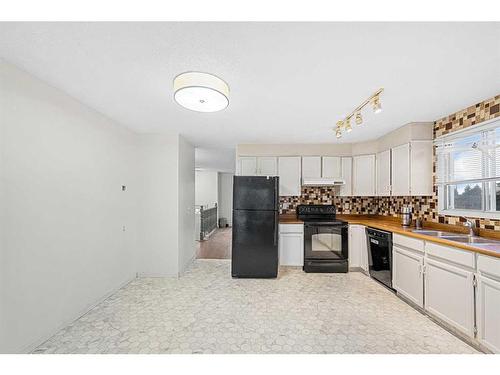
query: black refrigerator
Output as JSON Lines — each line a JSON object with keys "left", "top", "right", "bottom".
{"left": 231, "top": 176, "right": 279, "bottom": 278}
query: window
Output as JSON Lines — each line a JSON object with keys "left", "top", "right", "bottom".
{"left": 436, "top": 118, "right": 500, "bottom": 219}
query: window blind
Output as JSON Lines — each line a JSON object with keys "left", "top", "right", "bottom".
{"left": 436, "top": 126, "right": 500, "bottom": 184}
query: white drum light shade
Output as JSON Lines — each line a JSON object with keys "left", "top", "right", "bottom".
{"left": 173, "top": 72, "right": 230, "bottom": 112}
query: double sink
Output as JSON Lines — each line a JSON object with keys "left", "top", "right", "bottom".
{"left": 411, "top": 229, "right": 500, "bottom": 246}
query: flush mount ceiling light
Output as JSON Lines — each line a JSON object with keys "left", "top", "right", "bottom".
{"left": 173, "top": 72, "right": 229, "bottom": 112}
{"left": 334, "top": 88, "right": 383, "bottom": 139}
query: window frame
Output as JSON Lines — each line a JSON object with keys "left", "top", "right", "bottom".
{"left": 436, "top": 117, "right": 500, "bottom": 220}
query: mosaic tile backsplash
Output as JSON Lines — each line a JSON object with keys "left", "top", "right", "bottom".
{"left": 280, "top": 94, "right": 500, "bottom": 231}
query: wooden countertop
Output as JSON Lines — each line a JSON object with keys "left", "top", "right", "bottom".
{"left": 279, "top": 213, "right": 500, "bottom": 259}
{"left": 279, "top": 214, "right": 303, "bottom": 224}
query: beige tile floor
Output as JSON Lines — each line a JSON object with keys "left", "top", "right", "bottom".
{"left": 34, "top": 260, "right": 479, "bottom": 354}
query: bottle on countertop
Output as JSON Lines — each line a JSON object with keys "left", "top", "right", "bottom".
{"left": 415, "top": 217, "right": 423, "bottom": 230}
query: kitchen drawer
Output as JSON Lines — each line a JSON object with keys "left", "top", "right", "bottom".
{"left": 279, "top": 223, "right": 304, "bottom": 234}
{"left": 393, "top": 233, "right": 424, "bottom": 253}
{"left": 425, "top": 242, "right": 475, "bottom": 269}
{"left": 477, "top": 254, "right": 500, "bottom": 280}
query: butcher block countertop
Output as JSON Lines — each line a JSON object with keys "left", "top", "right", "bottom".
{"left": 279, "top": 213, "right": 500, "bottom": 259}
{"left": 279, "top": 214, "right": 304, "bottom": 224}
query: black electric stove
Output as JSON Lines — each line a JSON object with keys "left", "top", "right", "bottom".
{"left": 297, "top": 205, "right": 349, "bottom": 273}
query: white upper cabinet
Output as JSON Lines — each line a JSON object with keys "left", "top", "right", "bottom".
{"left": 390, "top": 141, "right": 433, "bottom": 196}
{"left": 322, "top": 156, "right": 342, "bottom": 178}
{"left": 391, "top": 143, "right": 411, "bottom": 196}
{"left": 410, "top": 141, "right": 433, "bottom": 196}
{"left": 237, "top": 156, "right": 277, "bottom": 176}
{"left": 278, "top": 157, "right": 302, "bottom": 196}
{"left": 376, "top": 149, "right": 391, "bottom": 196}
{"left": 301, "top": 156, "right": 322, "bottom": 179}
{"left": 339, "top": 157, "right": 352, "bottom": 196}
{"left": 352, "top": 154, "right": 376, "bottom": 196}
{"left": 238, "top": 157, "right": 257, "bottom": 176}
{"left": 257, "top": 157, "right": 278, "bottom": 176}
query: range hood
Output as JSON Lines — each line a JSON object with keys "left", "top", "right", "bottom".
{"left": 302, "top": 178, "right": 345, "bottom": 186}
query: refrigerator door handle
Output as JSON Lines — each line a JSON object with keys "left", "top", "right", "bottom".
{"left": 274, "top": 211, "right": 279, "bottom": 246}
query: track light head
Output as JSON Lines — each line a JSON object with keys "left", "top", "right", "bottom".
{"left": 372, "top": 96, "right": 382, "bottom": 114}
{"left": 345, "top": 118, "right": 352, "bottom": 133}
{"left": 355, "top": 112, "right": 363, "bottom": 125}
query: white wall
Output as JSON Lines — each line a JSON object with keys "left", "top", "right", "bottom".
{"left": 0, "top": 60, "right": 137, "bottom": 353}
{"left": 178, "top": 136, "right": 195, "bottom": 274}
{"left": 218, "top": 173, "right": 234, "bottom": 226}
{"left": 135, "top": 134, "right": 180, "bottom": 278}
{"left": 0, "top": 60, "right": 196, "bottom": 353}
{"left": 236, "top": 123, "right": 433, "bottom": 157}
{"left": 195, "top": 170, "right": 218, "bottom": 208}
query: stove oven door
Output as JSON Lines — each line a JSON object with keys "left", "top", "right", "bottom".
{"left": 304, "top": 223, "right": 348, "bottom": 260}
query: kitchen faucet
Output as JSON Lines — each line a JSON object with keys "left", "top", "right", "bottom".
{"left": 460, "top": 217, "right": 478, "bottom": 237}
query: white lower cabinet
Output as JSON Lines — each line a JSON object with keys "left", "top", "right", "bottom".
{"left": 279, "top": 224, "right": 304, "bottom": 266}
{"left": 393, "top": 245, "right": 424, "bottom": 308}
{"left": 476, "top": 254, "right": 500, "bottom": 353}
{"left": 348, "top": 224, "right": 368, "bottom": 272}
{"left": 424, "top": 257, "right": 475, "bottom": 337}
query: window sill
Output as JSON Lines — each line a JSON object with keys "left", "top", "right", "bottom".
{"left": 439, "top": 209, "right": 500, "bottom": 220}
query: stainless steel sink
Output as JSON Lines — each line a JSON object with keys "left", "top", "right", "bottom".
{"left": 411, "top": 229, "right": 500, "bottom": 246}
{"left": 440, "top": 236, "right": 497, "bottom": 245}
{"left": 411, "top": 230, "right": 463, "bottom": 237}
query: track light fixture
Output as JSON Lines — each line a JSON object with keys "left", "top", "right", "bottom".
{"left": 334, "top": 88, "right": 383, "bottom": 139}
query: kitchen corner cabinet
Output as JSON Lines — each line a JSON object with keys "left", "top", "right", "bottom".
{"left": 376, "top": 149, "right": 391, "bottom": 196}
{"left": 279, "top": 224, "right": 304, "bottom": 266}
{"left": 476, "top": 254, "right": 500, "bottom": 353}
{"left": 278, "top": 157, "right": 301, "bottom": 196}
{"left": 410, "top": 141, "right": 433, "bottom": 196}
{"left": 390, "top": 141, "right": 433, "bottom": 196}
{"left": 352, "top": 154, "right": 376, "bottom": 196}
{"left": 348, "top": 224, "right": 368, "bottom": 272}
{"left": 391, "top": 144, "right": 410, "bottom": 196}
{"left": 339, "top": 157, "right": 352, "bottom": 196}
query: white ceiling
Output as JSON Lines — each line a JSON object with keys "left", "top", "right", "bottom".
{"left": 1, "top": 22, "right": 499, "bottom": 154}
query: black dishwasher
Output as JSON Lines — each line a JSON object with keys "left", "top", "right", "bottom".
{"left": 366, "top": 228, "right": 394, "bottom": 290}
